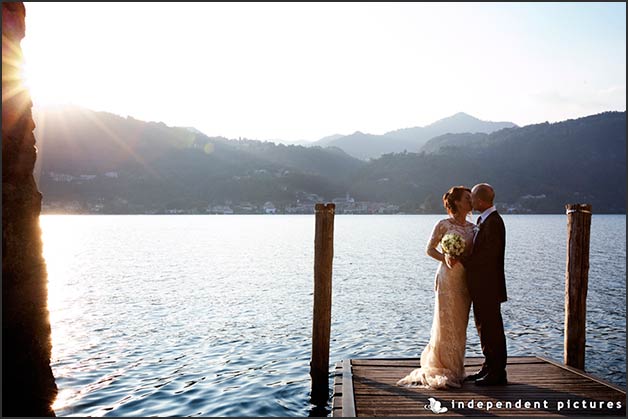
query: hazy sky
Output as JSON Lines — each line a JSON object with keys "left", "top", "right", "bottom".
{"left": 21, "top": 2, "right": 626, "bottom": 142}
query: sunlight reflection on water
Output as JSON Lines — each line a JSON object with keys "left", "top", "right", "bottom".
{"left": 40, "top": 214, "right": 626, "bottom": 416}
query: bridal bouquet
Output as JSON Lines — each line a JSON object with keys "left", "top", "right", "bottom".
{"left": 440, "top": 233, "right": 465, "bottom": 258}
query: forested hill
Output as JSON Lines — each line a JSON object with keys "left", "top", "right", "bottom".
{"left": 33, "top": 105, "right": 365, "bottom": 212}
{"left": 312, "top": 112, "right": 517, "bottom": 160}
{"left": 33, "top": 106, "right": 625, "bottom": 213}
{"left": 351, "top": 111, "right": 626, "bottom": 213}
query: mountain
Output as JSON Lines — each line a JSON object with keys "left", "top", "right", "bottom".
{"left": 386, "top": 112, "right": 517, "bottom": 144}
{"left": 348, "top": 111, "right": 626, "bottom": 213}
{"left": 315, "top": 134, "right": 345, "bottom": 147}
{"left": 316, "top": 131, "right": 413, "bottom": 161}
{"left": 32, "top": 105, "right": 365, "bottom": 213}
{"left": 181, "top": 126, "right": 207, "bottom": 136}
{"left": 313, "top": 112, "right": 517, "bottom": 160}
{"left": 421, "top": 132, "right": 492, "bottom": 154}
{"left": 271, "top": 139, "right": 312, "bottom": 146}
{"left": 32, "top": 105, "right": 625, "bottom": 214}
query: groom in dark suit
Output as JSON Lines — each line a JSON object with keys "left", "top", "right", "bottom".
{"left": 461, "top": 183, "right": 508, "bottom": 386}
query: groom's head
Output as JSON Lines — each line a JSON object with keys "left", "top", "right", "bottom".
{"left": 471, "top": 183, "right": 495, "bottom": 212}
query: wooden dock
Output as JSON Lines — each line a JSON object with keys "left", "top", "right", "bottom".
{"left": 332, "top": 356, "right": 626, "bottom": 416}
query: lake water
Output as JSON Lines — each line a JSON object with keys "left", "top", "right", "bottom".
{"left": 40, "top": 214, "right": 626, "bottom": 416}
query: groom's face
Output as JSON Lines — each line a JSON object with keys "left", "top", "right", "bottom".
{"left": 471, "top": 184, "right": 495, "bottom": 212}
{"left": 471, "top": 190, "right": 484, "bottom": 212}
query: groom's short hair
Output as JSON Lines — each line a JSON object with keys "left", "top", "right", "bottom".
{"left": 474, "top": 183, "right": 495, "bottom": 204}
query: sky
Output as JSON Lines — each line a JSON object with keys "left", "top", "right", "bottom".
{"left": 20, "top": 2, "right": 626, "bottom": 143}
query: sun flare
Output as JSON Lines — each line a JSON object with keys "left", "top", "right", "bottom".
{"left": 19, "top": 53, "right": 73, "bottom": 107}
{"left": 19, "top": 2, "right": 626, "bottom": 141}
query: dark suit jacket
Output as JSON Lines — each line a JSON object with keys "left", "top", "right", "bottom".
{"left": 463, "top": 211, "right": 507, "bottom": 304}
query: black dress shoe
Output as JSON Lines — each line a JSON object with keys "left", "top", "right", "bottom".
{"left": 475, "top": 371, "right": 507, "bottom": 386}
{"left": 464, "top": 369, "right": 488, "bottom": 382}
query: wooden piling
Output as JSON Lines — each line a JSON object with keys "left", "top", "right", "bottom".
{"left": 310, "top": 203, "right": 335, "bottom": 404}
{"left": 564, "top": 203, "right": 592, "bottom": 370}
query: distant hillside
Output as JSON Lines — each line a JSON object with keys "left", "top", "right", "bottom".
{"left": 313, "top": 112, "right": 517, "bottom": 160}
{"left": 386, "top": 112, "right": 517, "bottom": 143}
{"left": 32, "top": 106, "right": 625, "bottom": 214}
{"left": 32, "top": 105, "right": 365, "bottom": 213}
{"left": 421, "top": 132, "right": 492, "bottom": 154}
{"left": 348, "top": 111, "right": 626, "bottom": 213}
{"left": 316, "top": 131, "right": 413, "bottom": 160}
{"left": 181, "top": 126, "right": 208, "bottom": 136}
{"left": 314, "top": 133, "right": 345, "bottom": 146}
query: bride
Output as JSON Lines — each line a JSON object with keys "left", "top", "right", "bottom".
{"left": 397, "top": 186, "right": 475, "bottom": 389}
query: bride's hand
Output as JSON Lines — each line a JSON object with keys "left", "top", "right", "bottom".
{"left": 445, "top": 254, "right": 458, "bottom": 269}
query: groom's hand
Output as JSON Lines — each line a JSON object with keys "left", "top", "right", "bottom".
{"left": 445, "top": 254, "right": 459, "bottom": 269}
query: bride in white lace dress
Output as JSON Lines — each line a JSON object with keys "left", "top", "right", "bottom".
{"left": 397, "top": 186, "right": 475, "bottom": 389}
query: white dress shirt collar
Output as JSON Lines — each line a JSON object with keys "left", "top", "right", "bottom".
{"left": 478, "top": 206, "right": 497, "bottom": 224}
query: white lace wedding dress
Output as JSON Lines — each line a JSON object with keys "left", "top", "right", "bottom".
{"left": 397, "top": 218, "right": 474, "bottom": 389}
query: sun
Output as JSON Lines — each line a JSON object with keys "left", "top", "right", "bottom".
{"left": 19, "top": 52, "right": 67, "bottom": 107}
{"left": 20, "top": 29, "right": 121, "bottom": 113}
{"left": 20, "top": 26, "right": 94, "bottom": 109}
{"left": 19, "top": 58, "right": 35, "bottom": 98}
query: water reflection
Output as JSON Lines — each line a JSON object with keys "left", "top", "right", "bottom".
{"left": 39, "top": 214, "right": 625, "bottom": 416}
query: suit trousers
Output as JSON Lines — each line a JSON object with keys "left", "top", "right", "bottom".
{"left": 473, "top": 300, "right": 507, "bottom": 374}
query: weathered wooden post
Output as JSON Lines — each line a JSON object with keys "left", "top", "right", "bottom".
{"left": 564, "top": 203, "right": 592, "bottom": 370}
{"left": 310, "top": 203, "right": 335, "bottom": 405}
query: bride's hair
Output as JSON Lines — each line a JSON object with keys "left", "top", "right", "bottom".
{"left": 443, "top": 186, "right": 471, "bottom": 215}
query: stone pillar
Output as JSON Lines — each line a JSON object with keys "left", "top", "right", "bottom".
{"left": 2, "top": 2, "right": 57, "bottom": 416}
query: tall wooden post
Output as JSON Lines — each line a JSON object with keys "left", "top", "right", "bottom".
{"left": 564, "top": 203, "right": 592, "bottom": 370}
{"left": 310, "top": 203, "right": 335, "bottom": 405}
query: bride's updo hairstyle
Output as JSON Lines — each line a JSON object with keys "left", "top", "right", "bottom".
{"left": 443, "top": 186, "right": 471, "bottom": 215}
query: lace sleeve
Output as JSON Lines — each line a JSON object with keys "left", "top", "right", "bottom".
{"left": 426, "top": 219, "right": 445, "bottom": 252}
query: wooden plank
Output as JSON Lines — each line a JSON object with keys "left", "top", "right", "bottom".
{"left": 355, "top": 365, "right": 580, "bottom": 375}
{"left": 352, "top": 379, "right": 613, "bottom": 387}
{"left": 331, "top": 356, "right": 625, "bottom": 417}
{"left": 352, "top": 389, "right": 625, "bottom": 399}
{"left": 332, "top": 361, "right": 344, "bottom": 417}
{"left": 342, "top": 359, "right": 356, "bottom": 417}
{"left": 334, "top": 382, "right": 343, "bottom": 394}
{"left": 356, "top": 361, "right": 613, "bottom": 381}
{"left": 537, "top": 355, "right": 627, "bottom": 394}
{"left": 354, "top": 405, "right": 624, "bottom": 416}
{"left": 351, "top": 373, "right": 589, "bottom": 384}
{"left": 343, "top": 357, "right": 626, "bottom": 416}
{"left": 330, "top": 340, "right": 348, "bottom": 413}
{"left": 353, "top": 407, "right": 592, "bottom": 417}
{"left": 351, "top": 386, "right": 624, "bottom": 397}
{"left": 354, "top": 399, "right": 625, "bottom": 416}
{"left": 354, "top": 389, "right": 626, "bottom": 398}
{"left": 350, "top": 356, "right": 545, "bottom": 367}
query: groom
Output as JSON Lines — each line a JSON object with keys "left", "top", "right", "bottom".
{"left": 461, "top": 183, "right": 508, "bottom": 386}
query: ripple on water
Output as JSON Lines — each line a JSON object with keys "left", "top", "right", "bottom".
{"left": 41, "top": 214, "right": 626, "bottom": 416}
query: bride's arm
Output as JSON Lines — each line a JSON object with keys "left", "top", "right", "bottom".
{"left": 426, "top": 245, "right": 445, "bottom": 263}
{"left": 427, "top": 245, "right": 458, "bottom": 269}
{"left": 425, "top": 220, "right": 450, "bottom": 265}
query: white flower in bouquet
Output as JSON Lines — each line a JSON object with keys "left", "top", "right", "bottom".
{"left": 440, "top": 233, "right": 465, "bottom": 258}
